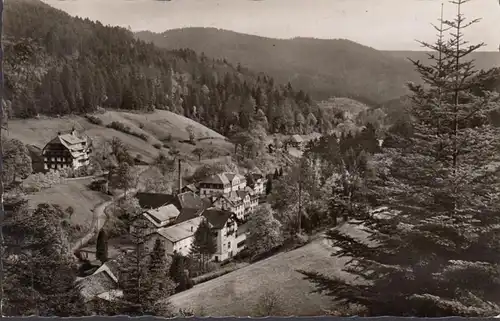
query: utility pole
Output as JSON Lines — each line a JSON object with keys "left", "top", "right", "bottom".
{"left": 0, "top": 0, "right": 5, "bottom": 315}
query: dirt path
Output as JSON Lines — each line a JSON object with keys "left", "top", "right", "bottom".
{"left": 71, "top": 166, "right": 148, "bottom": 254}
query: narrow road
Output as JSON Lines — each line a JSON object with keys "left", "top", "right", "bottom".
{"left": 71, "top": 166, "right": 148, "bottom": 254}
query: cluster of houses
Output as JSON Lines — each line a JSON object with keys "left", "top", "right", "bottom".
{"left": 76, "top": 172, "right": 267, "bottom": 303}
{"left": 134, "top": 171, "right": 266, "bottom": 262}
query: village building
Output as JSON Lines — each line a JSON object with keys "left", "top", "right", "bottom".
{"left": 212, "top": 191, "right": 245, "bottom": 220}
{"left": 198, "top": 173, "right": 231, "bottom": 197}
{"left": 132, "top": 191, "right": 208, "bottom": 235}
{"left": 42, "top": 129, "right": 92, "bottom": 171}
{"left": 198, "top": 172, "right": 247, "bottom": 197}
{"left": 146, "top": 216, "right": 204, "bottom": 256}
{"left": 130, "top": 204, "right": 181, "bottom": 236}
{"left": 288, "top": 134, "right": 305, "bottom": 149}
{"left": 76, "top": 256, "right": 125, "bottom": 303}
{"left": 248, "top": 173, "right": 266, "bottom": 195}
{"left": 202, "top": 208, "right": 247, "bottom": 262}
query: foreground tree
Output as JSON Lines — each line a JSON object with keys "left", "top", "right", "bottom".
{"left": 246, "top": 204, "right": 284, "bottom": 258}
{"left": 4, "top": 203, "right": 88, "bottom": 316}
{"left": 95, "top": 230, "right": 109, "bottom": 263}
{"left": 119, "top": 216, "right": 173, "bottom": 316}
{"left": 189, "top": 219, "right": 217, "bottom": 272}
{"left": 301, "top": 2, "right": 500, "bottom": 316}
{"left": 169, "top": 253, "right": 193, "bottom": 293}
{"left": 2, "top": 137, "right": 32, "bottom": 187}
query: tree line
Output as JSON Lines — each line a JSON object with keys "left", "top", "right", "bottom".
{"left": 3, "top": 0, "right": 340, "bottom": 138}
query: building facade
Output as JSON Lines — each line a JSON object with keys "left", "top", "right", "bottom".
{"left": 42, "top": 129, "right": 92, "bottom": 171}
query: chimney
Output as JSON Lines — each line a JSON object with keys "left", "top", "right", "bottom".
{"left": 178, "top": 158, "right": 182, "bottom": 194}
{"left": 71, "top": 126, "right": 76, "bottom": 136}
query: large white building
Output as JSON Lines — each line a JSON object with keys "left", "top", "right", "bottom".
{"left": 199, "top": 172, "right": 247, "bottom": 197}
{"left": 42, "top": 129, "right": 92, "bottom": 171}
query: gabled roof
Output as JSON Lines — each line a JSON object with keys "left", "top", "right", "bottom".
{"left": 202, "top": 173, "right": 230, "bottom": 185}
{"left": 177, "top": 191, "right": 205, "bottom": 210}
{"left": 76, "top": 270, "right": 118, "bottom": 302}
{"left": 182, "top": 184, "right": 198, "bottom": 193}
{"left": 175, "top": 208, "right": 204, "bottom": 224}
{"left": 202, "top": 208, "right": 235, "bottom": 229}
{"left": 156, "top": 216, "right": 204, "bottom": 243}
{"left": 136, "top": 192, "right": 178, "bottom": 209}
{"left": 136, "top": 192, "right": 205, "bottom": 218}
{"left": 143, "top": 204, "right": 180, "bottom": 227}
{"left": 225, "top": 173, "right": 236, "bottom": 182}
{"left": 59, "top": 132, "right": 87, "bottom": 146}
{"left": 45, "top": 131, "right": 90, "bottom": 158}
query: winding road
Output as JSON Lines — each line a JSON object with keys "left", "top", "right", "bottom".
{"left": 71, "top": 166, "right": 148, "bottom": 254}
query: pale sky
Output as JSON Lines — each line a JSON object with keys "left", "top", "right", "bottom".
{"left": 42, "top": 0, "right": 500, "bottom": 51}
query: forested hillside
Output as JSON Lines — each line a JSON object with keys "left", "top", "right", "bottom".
{"left": 4, "top": 0, "right": 336, "bottom": 136}
{"left": 135, "top": 27, "right": 424, "bottom": 105}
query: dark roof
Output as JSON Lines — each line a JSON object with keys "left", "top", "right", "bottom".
{"left": 181, "top": 184, "right": 198, "bottom": 193}
{"left": 236, "top": 190, "right": 249, "bottom": 199}
{"left": 136, "top": 192, "right": 178, "bottom": 209}
{"left": 177, "top": 191, "right": 204, "bottom": 209}
{"left": 202, "top": 208, "right": 234, "bottom": 229}
{"left": 175, "top": 208, "right": 204, "bottom": 224}
{"left": 136, "top": 192, "right": 204, "bottom": 211}
{"left": 251, "top": 173, "right": 264, "bottom": 180}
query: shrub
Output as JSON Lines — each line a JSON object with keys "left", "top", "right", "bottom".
{"left": 191, "top": 263, "right": 248, "bottom": 285}
{"left": 153, "top": 143, "right": 162, "bottom": 149}
{"left": 24, "top": 170, "right": 64, "bottom": 192}
{"left": 85, "top": 114, "right": 103, "bottom": 125}
{"left": 106, "top": 121, "right": 149, "bottom": 141}
{"left": 162, "top": 133, "right": 173, "bottom": 143}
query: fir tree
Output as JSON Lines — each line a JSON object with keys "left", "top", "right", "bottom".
{"left": 119, "top": 215, "right": 159, "bottom": 315}
{"left": 265, "top": 177, "right": 273, "bottom": 195}
{"left": 300, "top": 1, "right": 500, "bottom": 316}
{"left": 96, "top": 230, "right": 109, "bottom": 263}
{"left": 4, "top": 203, "right": 88, "bottom": 316}
{"left": 169, "top": 253, "right": 193, "bottom": 293}
{"left": 190, "top": 219, "right": 217, "bottom": 272}
{"left": 246, "top": 204, "right": 284, "bottom": 258}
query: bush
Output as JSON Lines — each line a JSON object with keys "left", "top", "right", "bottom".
{"left": 106, "top": 121, "right": 149, "bottom": 141}
{"left": 162, "top": 133, "right": 173, "bottom": 143}
{"left": 153, "top": 143, "right": 162, "bottom": 149}
{"left": 191, "top": 263, "right": 248, "bottom": 285}
{"left": 85, "top": 114, "right": 103, "bottom": 125}
{"left": 24, "top": 170, "right": 64, "bottom": 192}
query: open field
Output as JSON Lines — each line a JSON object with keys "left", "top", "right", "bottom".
{"left": 8, "top": 110, "right": 233, "bottom": 164}
{"left": 26, "top": 177, "right": 111, "bottom": 227}
{"left": 167, "top": 223, "right": 369, "bottom": 316}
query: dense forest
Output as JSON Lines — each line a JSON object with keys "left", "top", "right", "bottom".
{"left": 4, "top": 0, "right": 339, "bottom": 137}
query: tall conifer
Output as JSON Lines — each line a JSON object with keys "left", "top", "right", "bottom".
{"left": 301, "top": 1, "right": 500, "bottom": 316}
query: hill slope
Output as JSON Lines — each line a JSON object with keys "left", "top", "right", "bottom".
{"left": 7, "top": 110, "right": 233, "bottom": 164}
{"left": 136, "top": 27, "right": 425, "bottom": 105}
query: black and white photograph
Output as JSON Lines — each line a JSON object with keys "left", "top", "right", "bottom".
{"left": 1, "top": 0, "right": 500, "bottom": 317}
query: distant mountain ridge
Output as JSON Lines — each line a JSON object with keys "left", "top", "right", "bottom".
{"left": 135, "top": 27, "right": 423, "bottom": 106}
{"left": 136, "top": 27, "right": 500, "bottom": 107}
